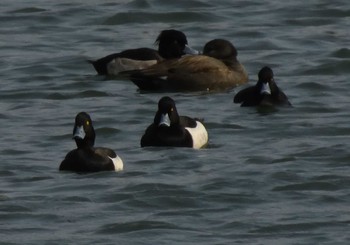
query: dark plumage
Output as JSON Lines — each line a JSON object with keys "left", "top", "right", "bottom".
{"left": 234, "top": 66, "right": 291, "bottom": 107}
{"left": 141, "top": 96, "right": 208, "bottom": 148}
{"left": 88, "top": 29, "right": 197, "bottom": 75}
{"left": 59, "top": 112, "right": 123, "bottom": 172}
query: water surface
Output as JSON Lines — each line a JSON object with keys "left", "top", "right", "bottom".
{"left": 1, "top": 0, "right": 350, "bottom": 244}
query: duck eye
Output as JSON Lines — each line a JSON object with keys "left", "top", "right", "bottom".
{"left": 170, "top": 108, "right": 174, "bottom": 112}
{"left": 86, "top": 121, "right": 90, "bottom": 126}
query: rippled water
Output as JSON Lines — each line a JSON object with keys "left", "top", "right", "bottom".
{"left": 1, "top": 0, "right": 350, "bottom": 244}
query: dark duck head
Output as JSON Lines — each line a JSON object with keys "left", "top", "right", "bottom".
{"left": 73, "top": 112, "right": 95, "bottom": 149}
{"left": 154, "top": 96, "right": 180, "bottom": 127}
{"left": 156, "top": 29, "right": 198, "bottom": 59}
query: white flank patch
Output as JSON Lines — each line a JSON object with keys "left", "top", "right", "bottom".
{"left": 185, "top": 121, "right": 208, "bottom": 149}
{"left": 109, "top": 155, "right": 124, "bottom": 171}
{"left": 107, "top": 58, "right": 157, "bottom": 74}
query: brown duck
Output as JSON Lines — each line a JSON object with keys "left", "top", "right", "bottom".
{"left": 122, "top": 39, "right": 248, "bottom": 92}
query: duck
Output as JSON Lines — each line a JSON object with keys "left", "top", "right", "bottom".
{"left": 141, "top": 96, "right": 208, "bottom": 149}
{"left": 233, "top": 66, "right": 291, "bottom": 107}
{"left": 121, "top": 39, "right": 248, "bottom": 92}
{"left": 88, "top": 29, "right": 198, "bottom": 75}
{"left": 59, "top": 112, "right": 123, "bottom": 172}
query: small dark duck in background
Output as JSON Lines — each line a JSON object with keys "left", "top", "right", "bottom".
{"left": 234, "top": 66, "right": 291, "bottom": 107}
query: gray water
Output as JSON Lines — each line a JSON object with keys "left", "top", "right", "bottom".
{"left": 1, "top": 0, "right": 350, "bottom": 244}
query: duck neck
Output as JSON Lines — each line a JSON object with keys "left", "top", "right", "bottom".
{"left": 75, "top": 137, "right": 94, "bottom": 149}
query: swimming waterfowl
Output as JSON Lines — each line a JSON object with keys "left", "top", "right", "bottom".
{"left": 233, "top": 66, "right": 291, "bottom": 107}
{"left": 141, "top": 96, "right": 208, "bottom": 149}
{"left": 122, "top": 39, "right": 248, "bottom": 92}
{"left": 88, "top": 29, "right": 198, "bottom": 75}
{"left": 59, "top": 112, "right": 123, "bottom": 172}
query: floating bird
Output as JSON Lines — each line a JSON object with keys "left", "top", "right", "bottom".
{"left": 89, "top": 29, "right": 198, "bottom": 75}
{"left": 234, "top": 66, "right": 291, "bottom": 107}
{"left": 141, "top": 96, "right": 209, "bottom": 149}
{"left": 60, "top": 112, "right": 123, "bottom": 172}
{"left": 122, "top": 39, "right": 248, "bottom": 92}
